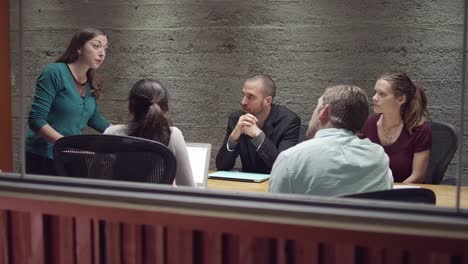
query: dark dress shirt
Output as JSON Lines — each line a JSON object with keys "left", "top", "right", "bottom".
{"left": 216, "top": 104, "right": 301, "bottom": 174}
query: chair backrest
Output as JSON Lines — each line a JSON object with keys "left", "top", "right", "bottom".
{"left": 298, "top": 123, "right": 309, "bottom": 143}
{"left": 426, "top": 121, "right": 458, "bottom": 184}
{"left": 53, "top": 134, "right": 177, "bottom": 184}
{"left": 343, "top": 188, "right": 436, "bottom": 204}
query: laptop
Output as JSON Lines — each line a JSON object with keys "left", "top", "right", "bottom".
{"left": 186, "top": 142, "right": 211, "bottom": 188}
{"left": 208, "top": 170, "right": 270, "bottom": 183}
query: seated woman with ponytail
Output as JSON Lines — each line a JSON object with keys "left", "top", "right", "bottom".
{"left": 361, "top": 72, "right": 431, "bottom": 183}
{"left": 104, "top": 79, "right": 195, "bottom": 187}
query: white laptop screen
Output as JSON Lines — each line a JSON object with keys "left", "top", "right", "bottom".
{"left": 186, "top": 143, "right": 211, "bottom": 187}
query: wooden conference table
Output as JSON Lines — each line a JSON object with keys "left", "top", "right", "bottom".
{"left": 207, "top": 178, "right": 468, "bottom": 208}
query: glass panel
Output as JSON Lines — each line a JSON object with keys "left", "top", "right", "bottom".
{"left": 10, "top": 0, "right": 465, "bottom": 210}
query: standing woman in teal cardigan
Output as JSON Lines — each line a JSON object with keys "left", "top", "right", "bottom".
{"left": 25, "top": 27, "right": 111, "bottom": 175}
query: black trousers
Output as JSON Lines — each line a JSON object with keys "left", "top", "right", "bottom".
{"left": 26, "top": 152, "right": 57, "bottom": 176}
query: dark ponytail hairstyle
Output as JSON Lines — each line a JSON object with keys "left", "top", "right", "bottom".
{"left": 127, "top": 79, "right": 172, "bottom": 146}
{"left": 56, "top": 27, "right": 107, "bottom": 99}
{"left": 379, "top": 72, "right": 429, "bottom": 134}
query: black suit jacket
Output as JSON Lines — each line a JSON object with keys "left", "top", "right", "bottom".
{"left": 216, "top": 104, "right": 301, "bottom": 174}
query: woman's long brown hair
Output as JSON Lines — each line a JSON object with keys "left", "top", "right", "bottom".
{"left": 56, "top": 27, "right": 107, "bottom": 99}
{"left": 379, "top": 72, "right": 429, "bottom": 134}
{"left": 127, "top": 79, "right": 172, "bottom": 146}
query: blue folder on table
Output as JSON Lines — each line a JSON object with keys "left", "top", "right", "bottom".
{"left": 208, "top": 171, "right": 270, "bottom": 183}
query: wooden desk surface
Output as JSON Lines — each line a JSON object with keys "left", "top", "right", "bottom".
{"left": 207, "top": 179, "right": 468, "bottom": 208}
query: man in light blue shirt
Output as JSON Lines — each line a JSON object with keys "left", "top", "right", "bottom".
{"left": 269, "top": 85, "right": 393, "bottom": 196}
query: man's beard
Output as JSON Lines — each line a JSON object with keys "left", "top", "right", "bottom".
{"left": 243, "top": 105, "right": 263, "bottom": 117}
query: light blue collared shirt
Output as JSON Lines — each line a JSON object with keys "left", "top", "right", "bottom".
{"left": 269, "top": 128, "right": 393, "bottom": 196}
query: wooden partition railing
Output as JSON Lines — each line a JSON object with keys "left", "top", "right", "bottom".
{"left": 0, "top": 174, "right": 467, "bottom": 264}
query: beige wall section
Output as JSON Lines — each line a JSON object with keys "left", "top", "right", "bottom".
{"left": 8, "top": 1, "right": 467, "bottom": 184}
{"left": 1, "top": 1, "right": 12, "bottom": 171}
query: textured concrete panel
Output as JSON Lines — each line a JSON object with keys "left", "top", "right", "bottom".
{"left": 21, "top": 1, "right": 463, "bottom": 30}
{"left": 19, "top": 25, "right": 463, "bottom": 58}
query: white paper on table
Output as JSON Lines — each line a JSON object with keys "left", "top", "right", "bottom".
{"left": 393, "top": 184, "right": 421, "bottom": 189}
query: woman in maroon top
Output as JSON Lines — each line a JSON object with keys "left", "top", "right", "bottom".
{"left": 361, "top": 72, "right": 431, "bottom": 183}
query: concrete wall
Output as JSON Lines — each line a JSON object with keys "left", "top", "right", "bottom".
{"left": 9, "top": 0, "right": 467, "bottom": 184}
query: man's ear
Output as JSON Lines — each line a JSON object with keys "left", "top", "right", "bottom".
{"left": 265, "top": 96, "right": 273, "bottom": 105}
{"left": 318, "top": 104, "right": 330, "bottom": 122}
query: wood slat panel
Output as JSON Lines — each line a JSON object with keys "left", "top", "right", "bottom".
{"left": 462, "top": 255, "right": 468, "bottom": 264}
{"left": 30, "top": 213, "right": 44, "bottom": 264}
{"left": 142, "top": 225, "right": 155, "bottom": 264}
{"left": 49, "top": 216, "right": 75, "bottom": 264}
{"left": 429, "top": 253, "right": 451, "bottom": 264}
{"left": 222, "top": 234, "right": 239, "bottom": 264}
{"left": 321, "top": 243, "right": 358, "bottom": 264}
{"left": 1, "top": 194, "right": 467, "bottom": 254}
{"left": 199, "top": 231, "right": 223, "bottom": 264}
{"left": 122, "top": 223, "right": 143, "bottom": 264}
{"left": 166, "top": 226, "right": 193, "bottom": 264}
{"left": 291, "top": 240, "right": 319, "bottom": 264}
{"left": 382, "top": 248, "right": 405, "bottom": 264}
{"left": 93, "top": 219, "right": 101, "bottom": 264}
{"left": 238, "top": 237, "right": 275, "bottom": 264}
{"left": 142, "top": 225, "right": 164, "bottom": 264}
{"left": 321, "top": 243, "right": 336, "bottom": 264}
{"left": 105, "top": 221, "right": 122, "bottom": 264}
{"left": 1, "top": 192, "right": 467, "bottom": 264}
{"left": 0, "top": 211, "right": 466, "bottom": 264}
{"left": 334, "top": 244, "right": 356, "bottom": 264}
{"left": 275, "top": 239, "right": 287, "bottom": 264}
{"left": 10, "top": 212, "right": 32, "bottom": 264}
{"left": 76, "top": 217, "right": 92, "bottom": 264}
{"left": 407, "top": 250, "right": 430, "bottom": 264}
{"left": 360, "top": 248, "right": 384, "bottom": 264}
{"left": 238, "top": 237, "right": 257, "bottom": 264}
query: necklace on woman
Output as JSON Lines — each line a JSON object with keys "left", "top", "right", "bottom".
{"left": 72, "top": 79, "right": 87, "bottom": 97}
{"left": 380, "top": 119, "right": 403, "bottom": 145}
{"left": 66, "top": 64, "right": 88, "bottom": 96}
{"left": 73, "top": 78, "right": 88, "bottom": 86}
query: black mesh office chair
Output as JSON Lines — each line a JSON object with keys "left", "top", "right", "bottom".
{"left": 426, "top": 121, "right": 458, "bottom": 184}
{"left": 53, "top": 134, "right": 177, "bottom": 184}
{"left": 343, "top": 188, "right": 436, "bottom": 204}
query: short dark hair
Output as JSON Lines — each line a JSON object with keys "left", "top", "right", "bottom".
{"left": 246, "top": 74, "right": 276, "bottom": 98}
{"left": 322, "top": 85, "right": 369, "bottom": 133}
